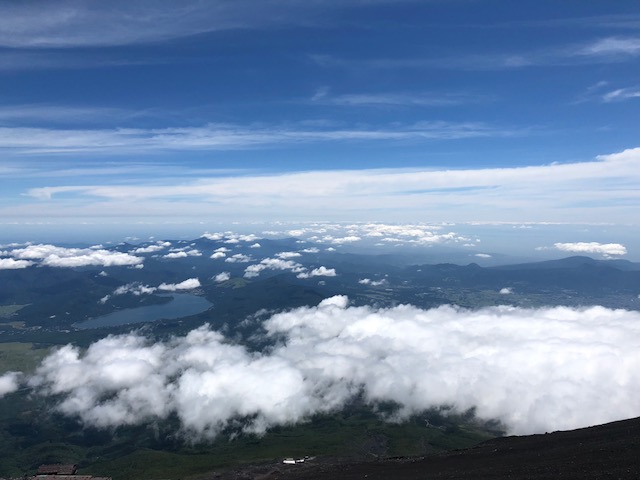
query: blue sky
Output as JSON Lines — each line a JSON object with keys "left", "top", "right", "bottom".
{"left": 0, "top": 0, "right": 639, "bottom": 252}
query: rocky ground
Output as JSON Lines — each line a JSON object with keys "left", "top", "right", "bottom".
{"left": 203, "top": 416, "right": 640, "bottom": 479}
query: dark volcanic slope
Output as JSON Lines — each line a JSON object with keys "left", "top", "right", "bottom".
{"left": 217, "top": 417, "right": 640, "bottom": 479}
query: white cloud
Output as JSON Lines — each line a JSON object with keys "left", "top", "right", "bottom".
{"left": 499, "top": 287, "right": 513, "bottom": 294}
{"left": 157, "top": 278, "right": 201, "bottom": 291}
{"left": 0, "top": 1, "right": 406, "bottom": 50}
{"left": 329, "top": 236, "right": 361, "bottom": 245}
{"left": 225, "top": 253, "right": 252, "bottom": 263}
{"left": 602, "top": 87, "right": 640, "bottom": 102}
{"left": 475, "top": 253, "right": 492, "bottom": 258}
{"left": 0, "top": 121, "right": 521, "bottom": 156}
{"left": 276, "top": 251, "right": 302, "bottom": 259}
{"left": 210, "top": 252, "right": 226, "bottom": 259}
{"left": 244, "top": 258, "right": 305, "bottom": 278}
{"left": 553, "top": 242, "right": 627, "bottom": 256}
{"left": 101, "top": 279, "right": 201, "bottom": 303}
{"left": 580, "top": 37, "right": 640, "bottom": 57}
{"left": 0, "top": 372, "right": 20, "bottom": 397}
{"left": 7, "top": 244, "right": 142, "bottom": 267}
{"left": 164, "top": 251, "right": 188, "bottom": 259}
{"left": 213, "top": 272, "right": 230, "bottom": 283}
{"left": 0, "top": 257, "right": 33, "bottom": 269}
{"left": 301, "top": 247, "right": 319, "bottom": 253}
{"left": 132, "top": 241, "right": 171, "bottom": 254}
{"left": 114, "top": 283, "right": 157, "bottom": 296}
{"left": 359, "top": 278, "right": 387, "bottom": 286}
{"left": 9, "top": 148, "right": 640, "bottom": 226}
{"left": 296, "top": 266, "right": 336, "bottom": 279}
{"left": 29, "top": 298, "right": 640, "bottom": 438}
{"left": 201, "top": 232, "right": 223, "bottom": 241}
{"left": 163, "top": 249, "right": 201, "bottom": 259}
{"left": 249, "top": 243, "right": 261, "bottom": 248}
{"left": 312, "top": 90, "right": 484, "bottom": 107}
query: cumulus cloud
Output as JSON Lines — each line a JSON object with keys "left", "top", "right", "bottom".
{"left": 0, "top": 257, "right": 33, "bottom": 269}
{"left": 164, "top": 251, "right": 188, "bottom": 259}
{"left": 225, "top": 253, "right": 252, "bottom": 263}
{"left": 100, "top": 279, "right": 200, "bottom": 303}
{"left": 163, "top": 249, "right": 201, "bottom": 259}
{"left": 329, "top": 236, "right": 361, "bottom": 245}
{"left": 250, "top": 243, "right": 261, "bottom": 249}
{"left": 553, "top": 242, "right": 627, "bottom": 256}
{"left": 132, "top": 241, "right": 171, "bottom": 254}
{"left": 276, "top": 251, "right": 302, "bottom": 259}
{"left": 213, "top": 272, "right": 230, "bottom": 283}
{"left": 296, "top": 266, "right": 337, "bottom": 279}
{"left": 202, "top": 232, "right": 260, "bottom": 244}
{"left": 499, "top": 287, "right": 513, "bottom": 294}
{"left": 0, "top": 372, "right": 20, "bottom": 397}
{"left": 475, "top": 253, "right": 492, "bottom": 258}
{"left": 293, "top": 224, "right": 469, "bottom": 249}
{"left": 7, "top": 244, "right": 142, "bottom": 267}
{"left": 359, "top": 278, "right": 387, "bottom": 286}
{"left": 157, "top": 278, "right": 201, "bottom": 291}
{"left": 210, "top": 252, "right": 226, "bottom": 259}
{"left": 360, "top": 223, "right": 467, "bottom": 245}
{"left": 201, "top": 232, "right": 223, "bottom": 241}
{"left": 114, "top": 283, "right": 157, "bottom": 296}
{"left": 244, "top": 258, "right": 305, "bottom": 279}
{"left": 29, "top": 298, "right": 640, "bottom": 438}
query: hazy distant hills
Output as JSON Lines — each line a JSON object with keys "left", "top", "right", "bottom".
{"left": 1, "top": 237, "right": 640, "bottom": 334}
{"left": 492, "top": 255, "right": 640, "bottom": 271}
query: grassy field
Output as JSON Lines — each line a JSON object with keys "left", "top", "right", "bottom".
{"left": 0, "top": 342, "right": 51, "bottom": 374}
{"left": 0, "top": 304, "right": 28, "bottom": 318}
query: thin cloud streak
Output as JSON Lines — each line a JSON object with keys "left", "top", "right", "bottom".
{"left": 311, "top": 36, "right": 640, "bottom": 71}
{"left": 602, "top": 87, "right": 640, "bottom": 102}
{"left": 0, "top": 0, "right": 417, "bottom": 49}
{"left": 10, "top": 147, "right": 640, "bottom": 225}
{"left": 310, "top": 89, "right": 490, "bottom": 107}
{"left": 0, "top": 122, "right": 520, "bottom": 155}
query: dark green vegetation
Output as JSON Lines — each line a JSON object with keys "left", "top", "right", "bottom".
{"left": 265, "top": 416, "right": 640, "bottom": 480}
{"left": 1, "top": 236, "right": 639, "bottom": 479}
{"left": 0, "top": 385, "right": 496, "bottom": 480}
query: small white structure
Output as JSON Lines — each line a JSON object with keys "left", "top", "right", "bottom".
{"left": 282, "top": 457, "right": 308, "bottom": 465}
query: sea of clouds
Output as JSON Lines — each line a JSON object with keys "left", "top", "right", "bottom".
{"left": 2, "top": 296, "right": 635, "bottom": 439}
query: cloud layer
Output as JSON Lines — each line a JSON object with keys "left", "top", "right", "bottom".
{"left": 4, "top": 244, "right": 142, "bottom": 267}
{"left": 554, "top": 241, "right": 627, "bottom": 256}
{"left": 29, "top": 298, "right": 640, "bottom": 438}
{"left": 13, "top": 147, "right": 640, "bottom": 225}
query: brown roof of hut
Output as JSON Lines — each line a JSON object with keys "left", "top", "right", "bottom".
{"left": 36, "top": 465, "right": 78, "bottom": 475}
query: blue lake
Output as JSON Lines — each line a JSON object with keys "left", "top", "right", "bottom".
{"left": 76, "top": 294, "right": 213, "bottom": 329}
